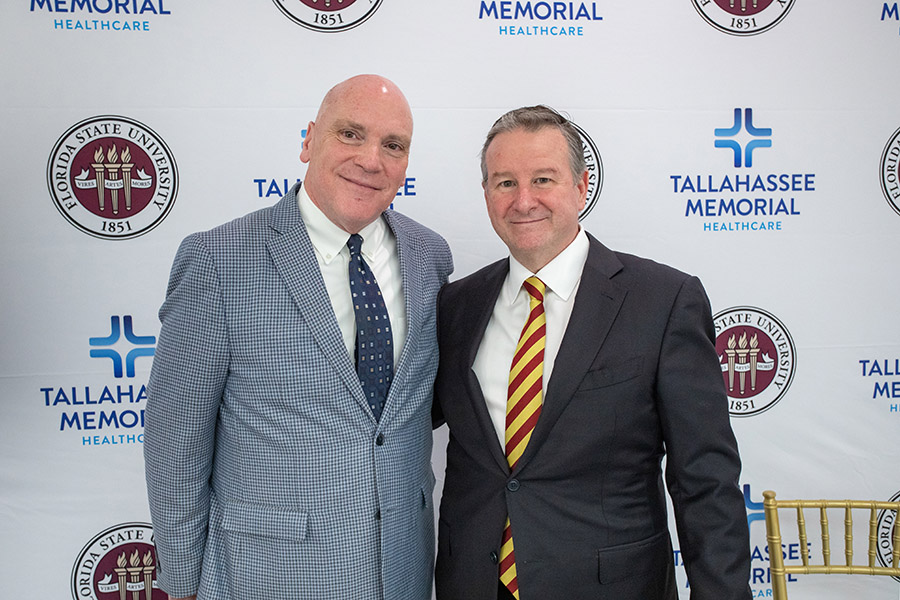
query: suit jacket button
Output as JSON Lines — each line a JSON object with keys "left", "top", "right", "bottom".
{"left": 507, "top": 479, "right": 520, "bottom": 492}
{"left": 490, "top": 551, "right": 499, "bottom": 564}
{"left": 376, "top": 433, "right": 385, "bottom": 446}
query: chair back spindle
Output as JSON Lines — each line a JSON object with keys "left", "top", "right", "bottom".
{"left": 762, "top": 490, "right": 900, "bottom": 599}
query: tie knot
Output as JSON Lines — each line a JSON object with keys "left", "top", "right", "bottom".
{"left": 523, "top": 276, "right": 545, "bottom": 302}
{"left": 347, "top": 233, "right": 364, "bottom": 257}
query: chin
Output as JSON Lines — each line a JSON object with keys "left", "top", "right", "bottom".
{"left": 509, "top": 234, "right": 549, "bottom": 251}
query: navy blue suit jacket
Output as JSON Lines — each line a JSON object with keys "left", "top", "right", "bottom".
{"left": 434, "top": 234, "right": 750, "bottom": 600}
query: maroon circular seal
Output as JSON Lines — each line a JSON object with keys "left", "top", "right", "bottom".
{"left": 67, "top": 137, "right": 158, "bottom": 218}
{"left": 713, "top": 306, "right": 796, "bottom": 416}
{"left": 71, "top": 522, "right": 167, "bottom": 600}
{"left": 47, "top": 115, "right": 178, "bottom": 240}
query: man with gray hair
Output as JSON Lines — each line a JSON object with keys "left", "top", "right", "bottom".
{"left": 433, "top": 105, "right": 750, "bottom": 599}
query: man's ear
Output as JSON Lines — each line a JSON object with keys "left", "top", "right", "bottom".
{"left": 299, "top": 121, "right": 315, "bottom": 164}
{"left": 576, "top": 169, "right": 588, "bottom": 211}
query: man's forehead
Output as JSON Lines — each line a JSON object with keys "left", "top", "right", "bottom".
{"left": 489, "top": 126, "right": 564, "bottom": 150}
{"left": 487, "top": 139, "right": 566, "bottom": 174}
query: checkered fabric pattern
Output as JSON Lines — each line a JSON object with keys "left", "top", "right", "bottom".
{"left": 144, "top": 185, "right": 453, "bottom": 600}
{"left": 347, "top": 233, "right": 393, "bottom": 421}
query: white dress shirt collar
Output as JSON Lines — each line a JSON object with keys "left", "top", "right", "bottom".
{"left": 502, "top": 227, "right": 590, "bottom": 304}
{"left": 297, "top": 184, "right": 387, "bottom": 263}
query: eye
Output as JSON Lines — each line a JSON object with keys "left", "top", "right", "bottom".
{"left": 339, "top": 129, "right": 360, "bottom": 141}
{"left": 498, "top": 180, "right": 516, "bottom": 189}
{"left": 534, "top": 177, "right": 552, "bottom": 185}
{"left": 384, "top": 141, "right": 406, "bottom": 154}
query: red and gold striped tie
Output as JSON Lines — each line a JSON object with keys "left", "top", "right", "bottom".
{"left": 499, "top": 276, "right": 546, "bottom": 600}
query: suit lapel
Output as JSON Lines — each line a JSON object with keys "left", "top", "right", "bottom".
{"left": 265, "top": 187, "right": 370, "bottom": 416}
{"left": 381, "top": 211, "right": 420, "bottom": 424}
{"left": 458, "top": 260, "right": 512, "bottom": 473}
{"left": 513, "top": 235, "right": 627, "bottom": 474}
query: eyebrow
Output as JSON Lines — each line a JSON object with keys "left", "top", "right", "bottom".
{"left": 332, "top": 118, "right": 366, "bottom": 133}
{"left": 489, "top": 167, "right": 562, "bottom": 180}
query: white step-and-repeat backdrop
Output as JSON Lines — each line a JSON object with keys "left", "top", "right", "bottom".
{"left": 2, "top": 1, "right": 899, "bottom": 598}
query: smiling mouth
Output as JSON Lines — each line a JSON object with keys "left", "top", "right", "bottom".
{"left": 341, "top": 175, "right": 381, "bottom": 191}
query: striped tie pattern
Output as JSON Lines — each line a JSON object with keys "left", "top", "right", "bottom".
{"left": 499, "top": 276, "right": 546, "bottom": 600}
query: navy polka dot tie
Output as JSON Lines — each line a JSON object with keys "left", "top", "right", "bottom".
{"left": 347, "top": 234, "right": 393, "bottom": 421}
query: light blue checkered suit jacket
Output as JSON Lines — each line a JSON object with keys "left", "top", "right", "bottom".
{"left": 144, "top": 185, "right": 453, "bottom": 600}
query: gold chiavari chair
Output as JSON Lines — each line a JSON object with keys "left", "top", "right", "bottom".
{"left": 762, "top": 490, "right": 900, "bottom": 599}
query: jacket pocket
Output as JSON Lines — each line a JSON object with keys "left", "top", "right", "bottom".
{"left": 597, "top": 530, "right": 670, "bottom": 584}
{"left": 577, "top": 356, "right": 643, "bottom": 393}
{"left": 221, "top": 500, "right": 308, "bottom": 542}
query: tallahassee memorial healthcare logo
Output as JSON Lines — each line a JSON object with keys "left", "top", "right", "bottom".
{"left": 713, "top": 306, "right": 796, "bottom": 417}
{"left": 71, "top": 522, "right": 166, "bottom": 600}
{"left": 40, "top": 315, "right": 155, "bottom": 446}
{"left": 48, "top": 116, "right": 177, "bottom": 240}
{"left": 879, "top": 126, "right": 900, "bottom": 217}
{"left": 671, "top": 108, "right": 814, "bottom": 233}
{"left": 273, "top": 0, "right": 382, "bottom": 32}
{"left": 692, "top": 0, "right": 795, "bottom": 36}
{"left": 573, "top": 122, "right": 603, "bottom": 221}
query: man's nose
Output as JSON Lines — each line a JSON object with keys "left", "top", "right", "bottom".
{"left": 512, "top": 186, "right": 538, "bottom": 211}
{"left": 355, "top": 141, "right": 382, "bottom": 172}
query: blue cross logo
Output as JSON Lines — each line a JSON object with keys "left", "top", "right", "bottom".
{"left": 89, "top": 316, "right": 156, "bottom": 378}
{"left": 715, "top": 108, "right": 772, "bottom": 168}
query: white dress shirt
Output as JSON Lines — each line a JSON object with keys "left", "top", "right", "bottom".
{"left": 298, "top": 185, "right": 407, "bottom": 367}
{"left": 472, "top": 228, "right": 590, "bottom": 447}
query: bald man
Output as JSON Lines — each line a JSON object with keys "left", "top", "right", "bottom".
{"left": 145, "top": 75, "right": 453, "bottom": 600}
